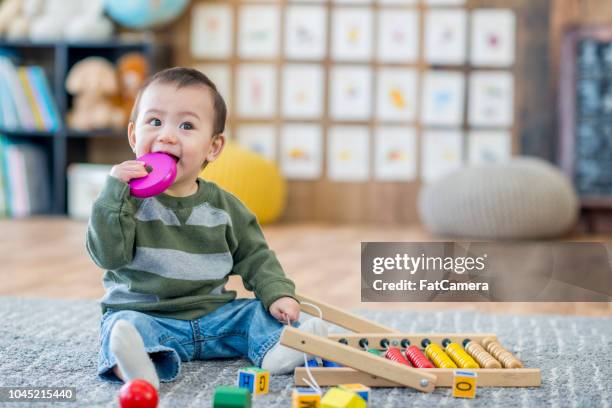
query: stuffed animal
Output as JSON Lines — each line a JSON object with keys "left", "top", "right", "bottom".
{"left": 26, "top": 0, "right": 113, "bottom": 41}
{"left": 0, "top": 0, "right": 24, "bottom": 37}
{"left": 66, "top": 57, "right": 125, "bottom": 131}
{"left": 116, "top": 53, "right": 150, "bottom": 120}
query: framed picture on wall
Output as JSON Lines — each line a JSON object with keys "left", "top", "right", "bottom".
{"left": 377, "top": 9, "right": 419, "bottom": 63}
{"left": 285, "top": 5, "right": 327, "bottom": 60}
{"left": 236, "top": 124, "right": 277, "bottom": 162}
{"left": 282, "top": 64, "right": 325, "bottom": 119}
{"left": 471, "top": 9, "right": 516, "bottom": 67}
{"left": 374, "top": 126, "right": 417, "bottom": 181}
{"left": 424, "top": 9, "right": 467, "bottom": 65}
{"left": 238, "top": 5, "right": 280, "bottom": 59}
{"left": 329, "top": 66, "right": 372, "bottom": 120}
{"left": 376, "top": 68, "right": 418, "bottom": 123}
{"left": 190, "top": 4, "right": 233, "bottom": 59}
{"left": 236, "top": 64, "right": 277, "bottom": 118}
{"left": 421, "top": 130, "right": 464, "bottom": 182}
{"left": 328, "top": 126, "right": 370, "bottom": 182}
{"left": 421, "top": 70, "right": 465, "bottom": 126}
{"left": 331, "top": 7, "right": 373, "bottom": 61}
{"left": 468, "top": 71, "right": 514, "bottom": 127}
{"left": 468, "top": 130, "right": 512, "bottom": 165}
{"left": 280, "top": 124, "right": 323, "bottom": 180}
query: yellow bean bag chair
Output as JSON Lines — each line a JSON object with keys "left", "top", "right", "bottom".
{"left": 200, "top": 142, "right": 286, "bottom": 224}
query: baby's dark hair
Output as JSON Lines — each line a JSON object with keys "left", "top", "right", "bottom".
{"left": 129, "top": 67, "right": 227, "bottom": 136}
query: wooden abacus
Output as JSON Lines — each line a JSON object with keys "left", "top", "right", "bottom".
{"left": 281, "top": 294, "right": 541, "bottom": 393}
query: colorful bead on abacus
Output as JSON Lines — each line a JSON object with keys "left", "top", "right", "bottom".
{"left": 401, "top": 339, "right": 435, "bottom": 368}
{"left": 463, "top": 339, "right": 501, "bottom": 369}
{"left": 358, "top": 338, "right": 382, "bottom": 356}
{"left": 380, "top": 338, "right": 412, "bottom": 366}
{"left": 421, "top": 339, "right": 457, "bottom": 368}
{"left": 237, "top": 367, "right": 269, "bottom": 395}
{"left": 339, "top": 384, "right": 370, "bottom": 403}
{"left": 303, "top": 358, "right": 320, "bottom": 367}
{"left": 322, "top": 359, "right": 343, "bottom": 368}
{"left": 321, "top": 387, "right": 366, "bottom": 408}
{"left": 482, "top": 337, "right": 523, "bottom": 368}
{"left": 291, "top": 387, "right": 321, "bottom": 408}
{"left": 441, "top": 338, "right": 480, "bottom": 369}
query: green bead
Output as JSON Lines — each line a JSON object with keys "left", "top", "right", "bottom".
{"left": 368, "top": 349, "right": 382, "bottom": 356}
{"left": 213, "top": 386, "right": 252, "bottom": 408}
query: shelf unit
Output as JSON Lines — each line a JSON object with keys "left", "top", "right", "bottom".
{"left": 0, "top": 39, "right": 170, "bottom": 215}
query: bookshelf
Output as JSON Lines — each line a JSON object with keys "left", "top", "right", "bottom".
{"left": 0, "top": 39, "right": 170, "bottom": 215}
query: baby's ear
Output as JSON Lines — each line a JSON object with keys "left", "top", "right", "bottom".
{"left": 127, "top": 122, "right": 137, "bottom": 152}
{"left": 207, "top": 134, "right": 226, "bottom": 162}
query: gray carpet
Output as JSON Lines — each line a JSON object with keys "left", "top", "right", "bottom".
{"left": 0, "top": 298, "right": 610, "bottom": 408}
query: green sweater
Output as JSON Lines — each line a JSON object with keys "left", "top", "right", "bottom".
{"left": 86, "top": 176, "right": 296, "bottom": 320}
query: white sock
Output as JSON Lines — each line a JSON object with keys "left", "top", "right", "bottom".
{"left": 109, "top": 320, "right": 160, "bottom": 389}
{"left": 261, "top": 317, "right": 328, "bottom": 375}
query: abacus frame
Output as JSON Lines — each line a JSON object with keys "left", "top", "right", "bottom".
{"left": 282, "top": 294, "right": 542, "bottom": 392}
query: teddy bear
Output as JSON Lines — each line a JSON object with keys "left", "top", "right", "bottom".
{"left": 65, "top": 57, "right": 126, "bottom": 131}
{"left": 116, "top": 52, "right": 150, "bottom": 121}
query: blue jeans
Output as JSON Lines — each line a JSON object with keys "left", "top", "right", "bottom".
{"left": 98, "top": 299, "right": 289, "bottom": 383}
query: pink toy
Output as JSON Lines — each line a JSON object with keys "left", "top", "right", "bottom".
{"left": 129, "top": 152, "right": 177, "bottom": 198}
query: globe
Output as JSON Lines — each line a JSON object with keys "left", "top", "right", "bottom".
{"left": 104, "top": 0, "right": 190, "bottom": 31}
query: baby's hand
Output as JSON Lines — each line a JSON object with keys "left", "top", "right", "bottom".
{"left": 269, "top": 297, "right": 300, "bottom": 324}
{"left": 110, "top": 160, "right": 149, "bottom": 183}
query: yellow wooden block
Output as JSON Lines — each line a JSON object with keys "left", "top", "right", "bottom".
{"left": 237, "top": 367, "right": 269, "bottom": 395}
{"left": 452, "top": 370, "right": 478, "bottom": 399}
{"left": 338, "top": 384, "right": 370, "bottom": 404}
{"left": 321, "top": 387, "right": 366, "bottom": 408}
{"left": 291, "top": 388, "right": 321, "bottom": 408}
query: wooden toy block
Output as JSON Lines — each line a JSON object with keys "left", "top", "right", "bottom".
{"left": 321, "top": 387, "right": 366, "bottom": 408}
{"left": 291, "top": 387, "right": 322, "bottom": 408}
{"left": 237, "top": 367, "right": 269, "bottom": 395}
{"left": 452, "top": 370, "right": 478, "bottom": 399}
{"left": 338, "top": 384, "right": 370, "bottom": 403}
{"left": 213, "top": 386, "right": 252, "bottom": 408}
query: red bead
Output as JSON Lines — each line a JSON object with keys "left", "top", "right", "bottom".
{"left": 119, "top": 380, "right": 159, "bottom": 408}
{"left": 405, "top": 345, "right": 435, "bottom": 368}
{"left": 385, "top": 347, "right": 412, "bottom": 366}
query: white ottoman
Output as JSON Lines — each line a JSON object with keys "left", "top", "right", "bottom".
{"left": 418, "top": 157, "right": 579, "bottom": 239}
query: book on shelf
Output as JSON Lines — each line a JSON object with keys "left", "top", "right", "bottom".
{"left": 0, "top": 57, "right": 61, "bottom": 132}
{"left": 0, "top": 135, "right": 51, "bottom": 218}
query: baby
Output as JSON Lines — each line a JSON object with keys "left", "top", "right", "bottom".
{"left": 87, "top": 67, "right": 327, "bottom": 388}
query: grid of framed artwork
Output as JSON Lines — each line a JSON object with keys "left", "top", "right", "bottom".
{"left": 190, "top": 0, "right": 516, "bottom": 183}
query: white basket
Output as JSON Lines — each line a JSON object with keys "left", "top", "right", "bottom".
{"left": 67, "top": 164, "right": 113, "bottom": 219}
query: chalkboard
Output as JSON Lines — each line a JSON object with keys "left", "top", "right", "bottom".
{"left": 559, "top": 27, "right": 612, "bottom": 206}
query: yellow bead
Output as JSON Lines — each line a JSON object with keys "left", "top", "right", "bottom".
{"left": 452, "top": 370, "right": 478, "bottom": 399}
{"left": 424, "top": 343, "right": 457, "bottom": 369}
{"left": 445, "top": 342, "right": 480, "bottom": 369}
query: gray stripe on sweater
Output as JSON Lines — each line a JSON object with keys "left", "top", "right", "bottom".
{"left": 129, "top": 247, "right": 233, "bottom": 281}
{"left": 185, "top": 202, "right": 232, "bottom": 228}
{"left": 101, "top": 278, "right": 159, "bottom": 305}
{"left": 135, "top": 199, "right": 181, "bottom": 226}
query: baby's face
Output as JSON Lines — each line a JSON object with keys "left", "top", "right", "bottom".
{"left": 129, "top": 82, "right": 220, "bottom": 192}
